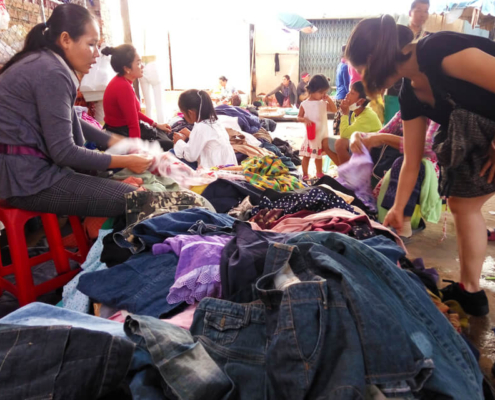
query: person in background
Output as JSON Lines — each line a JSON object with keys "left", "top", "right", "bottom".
{"left": 322, "top": 81, "right": 381, "bottom": 166}
{"left": 333, "top": 45, "right": 350, "bottom": 135}
{"left": 102, "top": 45, "right": 173, "bottom": 150}
{"left": 409, "top": 0, "right": 430, "bottom": 41}
{"left": 264, "top": 75, "right": 297, "bottom": 107}
{"left": 348, "top": 65, "right": 362, "bottom": 88}
{"left": 346, "top": 15, "right": 495, "bottom": 316}
{"left": 173, "top": 90, "right": 237, "bottom": 169}
{"left": 298, "top": 74, "right": 337, "bottom": 180}
{"left": 296, "top": 72, "right": 310, "bottom": 107}
{"left": 217, "top": 76, "right": 237, "bottom": 100}
{"left": 0, "top": 4, "right": 151, "bottom": 217}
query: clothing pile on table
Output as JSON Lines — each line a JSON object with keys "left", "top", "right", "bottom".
{"left": 0, "top": 154, "right": 486, "bottom": 399}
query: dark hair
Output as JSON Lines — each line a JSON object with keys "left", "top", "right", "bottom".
{"left": 219, "top": 76, "right": 227, "bottom": 82}
{"left": 411, "top": 0, "right": 429, "bottom": 11}
{"left": 283, "top": 75, "right": 291, "bottom": 81}
{"left": 0, "top": 4, "right": 95, "bottom": 75}
{"left": 345, "top": 15, "right": 412, "bottom": 95}
{"left": 101, "top": 45, "right": 137, "bottom": 76}
{"left": 306, "top": 74, "right": 330, "bottom": 94}
{"left": 351, "top": 81, "right": 370, "bottom": 107}
{"left": 231, "top": 94, "right": 241, "bottom": 107}
{"left": 178, "top": 89, "right": 217, "bottom": 123}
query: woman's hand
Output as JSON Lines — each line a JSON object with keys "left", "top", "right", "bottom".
{"left": 481, "top": 141, "right": 495, "bottom": 183}
{"left": 179, "top": 128, "right": 191, "bottom": 138}
{"left": 173, "top": 132, "right": 185, "bottom": 145}
{"left": 303, "top": 118, "right": 314, "bottom": 127}
{"left": 383, "top": 205, "right": 404, "bottom": 236}
{"left": 157, "top": 123, "right": 171, "bottom": 133}
{"left": 350, "top": 133, "right": 366, "bottom": 154}
{"left": 124, "top": 154, "right": 153, "bottom": 174}
{"left": 340, "top": 99, "right": 350, "bottom": 115}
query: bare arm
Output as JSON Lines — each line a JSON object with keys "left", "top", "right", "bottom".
{"left": 442, "top": 48, "right": 495, "bottom": 94}
{"left": 324, "top": 95, "right": 337, "bottom": 113}
{"left": 392, "top": 117, "right": 427, "bottom": 211}
{"left": 297, "top": 105, "right": 306, "bottom": 123}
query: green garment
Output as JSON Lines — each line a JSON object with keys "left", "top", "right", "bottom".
{"left": 112, "top": 170, "right": 180, "bottom": 192}
{"left": 377, "top": 158, "right": 441, "bottom": 228}
{"left": 339, "top": 106, "right": 382, "bottom": 140}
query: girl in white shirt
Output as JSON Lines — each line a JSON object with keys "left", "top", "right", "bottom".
{"left": 173, "top": 89, "right": 237, "bottom": 169}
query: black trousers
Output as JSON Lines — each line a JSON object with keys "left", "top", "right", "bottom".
{"left": 105, "top": 122, "right": 174, "bottom": 151}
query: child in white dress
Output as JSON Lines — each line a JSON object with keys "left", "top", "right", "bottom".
{"left": 298, "top": 74, "right": 337, "bottom": 180}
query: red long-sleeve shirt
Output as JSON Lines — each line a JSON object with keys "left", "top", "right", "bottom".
{"left": 103, "top": 75, "right": 154, "bottom": 138}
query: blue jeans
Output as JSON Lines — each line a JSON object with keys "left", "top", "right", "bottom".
{"left": 286, "top": 232, "right": 483, "bottom": 399}
{"left": 125, "top": 314, "right": 232, "bottom": 400}
{"left": 77, "top": 251, "right": 184, "bottom": 318}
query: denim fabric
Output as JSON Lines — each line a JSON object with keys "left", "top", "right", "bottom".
{"left": 187, "top": 220, "right": 234, "bottom": 236}
{"left": 190, "top": 298, "right": 267, "bottom": 400}
{"left": 220, "top": 221, "right": 297, "bottom": 302}
{"left": 124, "top": 315, "right": 232, "bottom": 400}
{"left": 201, "top": 179, "right": 264, "bottom": 214}
{"left": 78, "top": 251, "right": 184, "bottom": 318}
{"left": 361, "top": 235, "right": 406, "bottom": 265}
{"left": 286, "top": 232, "right": 483, "bottom": 399}
{"left": 114, "top": 208, "right": 236, "bottom": 253}
{"left": 0, "top": 323, "right": 135, "bottom": 400}
{"left": 0, "top": 302, "right": 126, "bottom": 337}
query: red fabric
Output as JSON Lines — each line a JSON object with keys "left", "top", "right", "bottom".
{"left": 103, "top": 76, "right": 154, "bottom": 138}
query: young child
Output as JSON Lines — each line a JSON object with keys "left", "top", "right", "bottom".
{"left": 298, "top": 74, "right": 337, "bottom": 180}
{"left": 173, "top": 89, "right": 238, "bottom": 169}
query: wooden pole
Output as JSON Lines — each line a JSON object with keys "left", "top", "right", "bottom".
{"left": 120, "top": 0, "right": 140, "bottom": 96}
{"left": 168, "top": 31, "right": 174, "bottom": 90}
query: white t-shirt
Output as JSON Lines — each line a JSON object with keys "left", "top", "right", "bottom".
{"left": 174, "top": 120, "right": 238, "bottom": 169}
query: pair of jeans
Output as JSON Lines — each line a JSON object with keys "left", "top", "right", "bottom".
{"left": 124, "top": 314, "right": 232, "bottom": 400}
{"left": 77, "top": 251, "right": 185, "bottom": 318}
{"left": 0, "top": 323, "right": 134, "bottom": 400}
{"left": 285, "top": 232, "right": 483, "bottom": 399}
{"left": 192, "top": 243, "right": 368, "bottom": 399}
{"left": 114, "top": 208, "right": 236, "bottom": 253}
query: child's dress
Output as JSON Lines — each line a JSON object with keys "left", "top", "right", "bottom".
{"left": 299, "top": 99, "right": 328, "bottom": 159}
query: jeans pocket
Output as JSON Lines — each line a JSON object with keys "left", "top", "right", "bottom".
{"left": 203, "top": 312, "right": 244, "bottom": 346}
{"left": 291, "top": 300, "right": 326, "bottom": 361}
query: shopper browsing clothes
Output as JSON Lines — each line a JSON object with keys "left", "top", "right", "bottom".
{"left": 346, "top": 15, "right": 495, "bottom": 316}
{"left": 298, "top": 74, "right": 337, "bottom": 180}
{"left": 0, "top": 4, "right": 150, "bottom": 217}
{"left": 102, "top": 44, "right": 173, "bottom": 150}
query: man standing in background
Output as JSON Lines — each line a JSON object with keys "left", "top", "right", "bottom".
{"left": 409, "top": 0, "right": 430, "bottom": 41}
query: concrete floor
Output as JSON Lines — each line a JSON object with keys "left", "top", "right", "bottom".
{"left": 407, "top": 196, "right": 495, "bottom": 384}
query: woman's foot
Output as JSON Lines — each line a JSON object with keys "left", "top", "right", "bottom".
{"left": 316, "top": 173, "right": 325, "bottom": 179}
{"left": 440, "top": 281, "right": 489, "bottom": 317}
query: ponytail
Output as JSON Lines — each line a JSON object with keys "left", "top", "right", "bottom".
{"left": 0, "top": 4, "right": 94, "bottom": 75}
{"left": 101, "top": 45, "right": 136, "bottom": 76}
{"left": 178, "top": 89, "right": 218, "bottom": 123}
{"left": 345, "top": 15, "right": 412, "bottom": 95}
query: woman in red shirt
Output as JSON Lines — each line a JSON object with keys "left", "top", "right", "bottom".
{"left": 102, "top": 45, "right": 173, "bottom": 150}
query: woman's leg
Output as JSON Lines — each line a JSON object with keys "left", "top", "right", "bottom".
{"left": 302, "top": 156, "right": 310, "bottom": 177}
{"left": 8, "top": 173, "right": 136, "bottom": 218}
{"left": 335, "top": 138, "right": 351, "bottom": 165}
{"left": 275, "top": 92, "right": 285, "bottom": 107}
{"left": 315, "top": 158, "right": 323, "bottom": 176}
{"left": 322, "top": 137, "right": 340, "bottom": 165}
{"left": 448, "top": 194, "right": 493, "bottom": 292}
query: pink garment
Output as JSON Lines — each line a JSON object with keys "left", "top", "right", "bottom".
{"left": 348, "top": 66, "right": 362, "bottom": 87}
{"left": 107, "top": 304, "right": 198, "bottom": 330}
{"left": 81, "top": 111, "right": 103, "bottom": 130}
{"left": 249, "top": 208, "right": 406, "bottom": 251}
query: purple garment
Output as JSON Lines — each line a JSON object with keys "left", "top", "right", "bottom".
{"left": 337, "top": 145, "right": 377, "bottom": 212}
{"left": 152, "top": 235, "right": 232, "bottom": 304}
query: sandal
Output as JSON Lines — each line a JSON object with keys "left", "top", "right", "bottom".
{"left": 488, "top": 228, "right": 495, "bottom": 241}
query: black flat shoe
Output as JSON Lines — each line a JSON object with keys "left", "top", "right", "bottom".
{"left": 440, "top": 281, "right": 489, "bottom": 317}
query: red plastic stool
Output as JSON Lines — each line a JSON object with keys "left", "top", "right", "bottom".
{"left": 0, "top": 203, "right": 90, "bottom": 306}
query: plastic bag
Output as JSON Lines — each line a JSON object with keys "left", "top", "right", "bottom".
{"left": 80, "top": 53, "right": 113, "bottom": 93}
{"left": 0, "top": 1, "right": 10, "bottom": 31}
{"left": 337, "top": 145, "right": 377, "bottom": 212}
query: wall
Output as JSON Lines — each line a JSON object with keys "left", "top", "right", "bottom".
{"left": 255, "top": 25, "right": 299, "bottom": 95}
{"left": 397, "top": 13, "right": 490, "bottom": 37}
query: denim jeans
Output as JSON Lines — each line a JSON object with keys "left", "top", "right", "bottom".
{"left": 286, "top": 232, "right": 483, "bottom": 399}
{"left": 190, "top": 298, "right": 267, "bottom": 400}
{"left": 78, "top": 251, "right": 184, "bottom": 318}
{"left": 360, "top": 235, "right": 406, "bottom": 264}
{"left": 0, "top": 323, "right": 134, "bottom": 400}
{"left": 124, "top": 314, "right": 232, "bottom": 400}
{"left": 0, "top": 302, "right": 126, "bottom": 337}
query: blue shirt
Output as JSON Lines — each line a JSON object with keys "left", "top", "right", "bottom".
{"left": 335, "top": 62, "right": 350, "bottom": 100}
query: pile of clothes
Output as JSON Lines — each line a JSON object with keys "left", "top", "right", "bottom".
{"left": 0, "top": 167, "right": 485, "bottom": 399}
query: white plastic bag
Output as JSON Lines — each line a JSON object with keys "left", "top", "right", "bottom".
{"left": 0, "top": 1, "right": 10, "bottom": 31}
{"left": 80, "top": 52, "right": 113, "bottom": 93}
